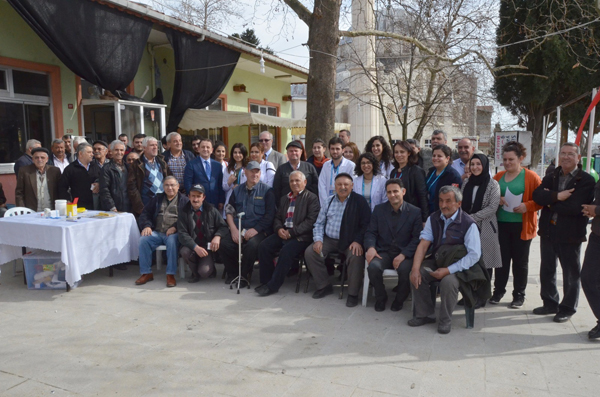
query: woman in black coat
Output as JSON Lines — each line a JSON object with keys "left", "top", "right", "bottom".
{"left": 390, "top": 140, "right": 428, "bottom": 222}
{"left": 425, "top": 144, "right": 462, "bottom": 214}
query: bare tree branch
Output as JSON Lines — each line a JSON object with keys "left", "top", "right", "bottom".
{"left": 281, "top": 0, "right": 312, "bottom": 26}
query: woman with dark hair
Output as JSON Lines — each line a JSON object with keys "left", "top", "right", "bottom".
{"left": 353, "top": 152, "right": 388, "bottom": 211}
{"left": 307, "top": 139, "right": 328, "bottom": 176}
{"left": 461, "top": 153, "right": 502, "bottom": 277}
{"left": 222, "top": 143, "right": 248, "bottom": 216}
{"left": 212, "top": 141, "right": 228, "bottom": 167}
{"left": 343, "top": 142, "right": 360, "bottom": 164}
{"left": 491, "top": 141, "right": 542, "bottom": 308}
{"left": 390, "top": 141, "right": 428, "bottom": 222}
{"left": 365, "top": 136, "right": 393, "bottom": 178}
{"left": 249, "top": 142, "right": 276, "bottom": 186}
{"left": 425, "top": 144, "right": 462, "bottom": 213}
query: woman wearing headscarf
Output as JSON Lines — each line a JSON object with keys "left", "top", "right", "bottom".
{"left": 461, "top": 154, "right": 502, "bottom": 275}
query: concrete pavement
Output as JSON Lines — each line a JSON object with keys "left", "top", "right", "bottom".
{"left": 0, "top": 235, "right": 599, "bottom": 396}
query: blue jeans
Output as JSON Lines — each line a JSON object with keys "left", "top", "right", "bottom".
{"left": 139, "top": 232, "right": 179, "bottom": 275}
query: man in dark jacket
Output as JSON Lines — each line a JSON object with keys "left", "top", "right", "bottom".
{"left": 58, "top": 143, "right": 101, "bottom": 210}
{"left": 162, "top": 132, "right": 195, "bottom": 191}
{"left": 219, "top": 161, "right": 276, "bottom": 285}
{"left": 127, "top": 137, "right": 171, "bottom": 216}
{"left": 304, "top": 173, "right": 371, "bottom": 307}
{"left": 256, "top": 170, "right": 320, "bottom": 296}
{"left": 99, "top": 140, "right": 130, "bottom": 212}
{"left": 365, "top": 179, "right": 423, "bottom": 312}
{"left": 532, "top": 143, "right": 595, "bottom": 323}
{"left": 14, "top": 139, "right": 41, "bottom": 176}
{"left": 178, "top": 184, "right": 229, "bottom": 283}
{"left": 273, "top": 141, "right": 319, "bottom": 200}
{"left": 135, "top": 176, "right": 189, "bottom": 288}
{"left": 183, "top": 138, "right": 225, "bottom": 208}
{"left": 582, "top": 180, "right": 600, "bottom": 339}
{"left": 408, "top": 186, "right": 481, "bottom": 334}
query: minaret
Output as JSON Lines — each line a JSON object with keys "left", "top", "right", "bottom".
{"left": 348, "top": 0, "right": 380, "bottom": 151}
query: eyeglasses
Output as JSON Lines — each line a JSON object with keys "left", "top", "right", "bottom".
{"left": 259, "top": 139, "right": 271, "bottom": 142}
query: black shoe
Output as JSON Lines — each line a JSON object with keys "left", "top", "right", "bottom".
{"left": 187, "top": 274, "right": 201, "bottom": 283}
{"left": 312, "top": 284, "right": 333, "bottom": 299}
{"left": 408, "top": 317, "right": 436, "bottom": 327}
{"left": 438, "top": 324, "right": 451, "bottom": 334}
{"left": 588, "top": 323, "right": 600, "bottom": 340}
{"left": 254, "top": 284, "right": 265, "bottom": 292}
{"left": 374, "top": 298, "right": 387, "bottom": 312}
{"left": 256, "top": 285, "right": 273, "bottom": 297}
{"left": 112, "top": 264, "right": 127, "bottom": 270}
{"left": 533, "top": 306, "right": 559, "bottom": 315}
{"left": 346, "top": 295, "right": 359, "bottom": 307}
{"left": 553, "top": 312, "right": 572, "bottom": 323}
{"left": 457, "top": 298, "right": 464, "bottom": 306}
{"left": 488, "top": 292, "right": 504, "bottom": 304}
{"left": 390, "top": 300, "right": 403, "bottom": 312}
{"left": 509, "top": 296, "right": 524, "bottom": 309}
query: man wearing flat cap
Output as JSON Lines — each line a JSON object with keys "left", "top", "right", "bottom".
{"left": 273, "top": 140, "right": 319, "bottom": 200}
{"left": 219, "top": 161, "right": 276, "bottom": 285}
{"left": 15, "top": 147, "right": 61, "bottom": 211}
{"left": 178, "top": 184, "right": 230, "bottom": 283}
{"left": 92, "top": 140, "right": 110, "bottom": 168}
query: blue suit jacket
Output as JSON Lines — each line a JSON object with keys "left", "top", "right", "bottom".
{"left": 184, "top": 157, "right": 225, "bottom": 206}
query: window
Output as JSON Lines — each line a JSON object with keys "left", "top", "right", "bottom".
{"left": 424, "top": 139, "right": 432, "bottom": 148}
{"left": 385, "top": 104, "right": 395, "bottom": 125}
{"left": 250, "top": 103, "right": 278, "bottom": 148}
{"left": 0, "top": 67, "right": 52, "bottom": 164}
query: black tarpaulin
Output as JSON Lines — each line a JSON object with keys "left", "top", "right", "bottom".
{"left": 166, "top": 29, "right": 240, "bottom": 132}
{"left": 8, "top": 0, "right": 152, "bottom": 95}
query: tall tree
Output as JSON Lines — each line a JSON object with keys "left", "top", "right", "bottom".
{"left": 493, "top": 0, "right": 600, "bottom": 166}
{"left": 151, "top": 0, "right": 243, "bottom": 30}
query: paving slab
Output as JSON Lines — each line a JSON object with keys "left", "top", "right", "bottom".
{"left": 1, "top": 235, "right": 600, "bottom": 396}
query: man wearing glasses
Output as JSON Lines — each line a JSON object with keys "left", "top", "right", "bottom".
{"left": 532, "top": 142, "right": 595, "bottom": 323}
{"left": 259, "top": 131, "right": 286, "bottom": 170}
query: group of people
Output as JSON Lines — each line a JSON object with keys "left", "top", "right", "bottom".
{"left": 3, "top": 128, "right": 600, "bottom": 339}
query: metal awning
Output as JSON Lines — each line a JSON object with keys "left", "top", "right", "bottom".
{"left": 178, "top": 109, "right": 351, "bottom": 131}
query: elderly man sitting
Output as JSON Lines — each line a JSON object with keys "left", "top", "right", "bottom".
{"left": 304, "top": 172, "right": 371, "bottom": 307}
{"left": 408, "top": 186, "right": 483, "bottom": 334}
{"left": 178, "top": 184, "right": 229, "bottom": 283}
{"left": 135, "top": 176, "right": 189, "bottom": 288}
{"left": 219, "top": 161, "right": 276, "bottom": 286}
{"left": 16, "top": 148, "right": 61, "bottom": 211}
{"left": 256, "top": 170, "right": 320, "bottom": 296}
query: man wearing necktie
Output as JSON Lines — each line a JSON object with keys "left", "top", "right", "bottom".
{"left": 183, "top": 138, "right": 225, "bottom": 210}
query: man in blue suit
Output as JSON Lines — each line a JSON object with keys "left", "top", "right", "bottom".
{"left": 184, "top": 138, "right": 225, "bottom": 209}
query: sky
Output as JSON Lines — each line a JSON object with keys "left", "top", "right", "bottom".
{"left": 135, "top": 0, "right": 598, "bottom": 142}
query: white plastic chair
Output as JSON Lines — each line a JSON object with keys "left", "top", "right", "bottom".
{"left": 155, "top": 245, "right": 186, "bottom": 279}
{"left": 4, "top": 207, "right": 35, "bottom": 278}
{"left": 362, "top": 259, "right": 399, "bottom": 307}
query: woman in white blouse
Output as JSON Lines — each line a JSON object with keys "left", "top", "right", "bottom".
{"left": 353, "top": 152, "right": 388, "bottom": 211}
{"left": 222, "top": 143, "right": 248, "bottom": 217}
{"left": 249, "top": 142, "right": 276, "bottom": 187}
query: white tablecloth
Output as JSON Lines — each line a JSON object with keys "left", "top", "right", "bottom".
{"left": 0, "top": 211, "right": 140, "bottom": 285}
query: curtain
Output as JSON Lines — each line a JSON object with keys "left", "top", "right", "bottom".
{"left": 166, "top": 29, "right": 240, "bottom": 132}
{"left": 8, "top": 0, "right": 152, "bottom": 95}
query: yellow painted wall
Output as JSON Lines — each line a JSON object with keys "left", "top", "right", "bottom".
{"left": 0, "top": 1, "right": 78, "bottom": 136}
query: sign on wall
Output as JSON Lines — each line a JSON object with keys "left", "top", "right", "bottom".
{"left": 495, "top": 131, "right": 532, "bottom": 167}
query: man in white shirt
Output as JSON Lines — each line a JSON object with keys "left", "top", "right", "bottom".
{"left": 318, "top": 136, "right": 355, "bottom": 206}
{"left": 50, "top": 139, "right": 70, "bottom": 173}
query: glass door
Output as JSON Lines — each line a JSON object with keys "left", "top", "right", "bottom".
{"left": 0, "top": 101, "right": 51, "bottom": 164}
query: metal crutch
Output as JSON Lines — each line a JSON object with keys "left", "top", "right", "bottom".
{"left": 229, "top": 212, "right": 250, "bottom": 293}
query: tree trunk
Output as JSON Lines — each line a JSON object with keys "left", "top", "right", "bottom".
{"left": 527, "top": 107, "right": 546, "bottom": 169}
{"left": 305, "top": 1, "right": 340, "bottom": 153}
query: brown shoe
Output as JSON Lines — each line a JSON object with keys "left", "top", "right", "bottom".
{"left": 135, "top": 273, "right": 154, "bottom": 285}
{"left": 166, "top": 274, "right": 177, "bottom": 288}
